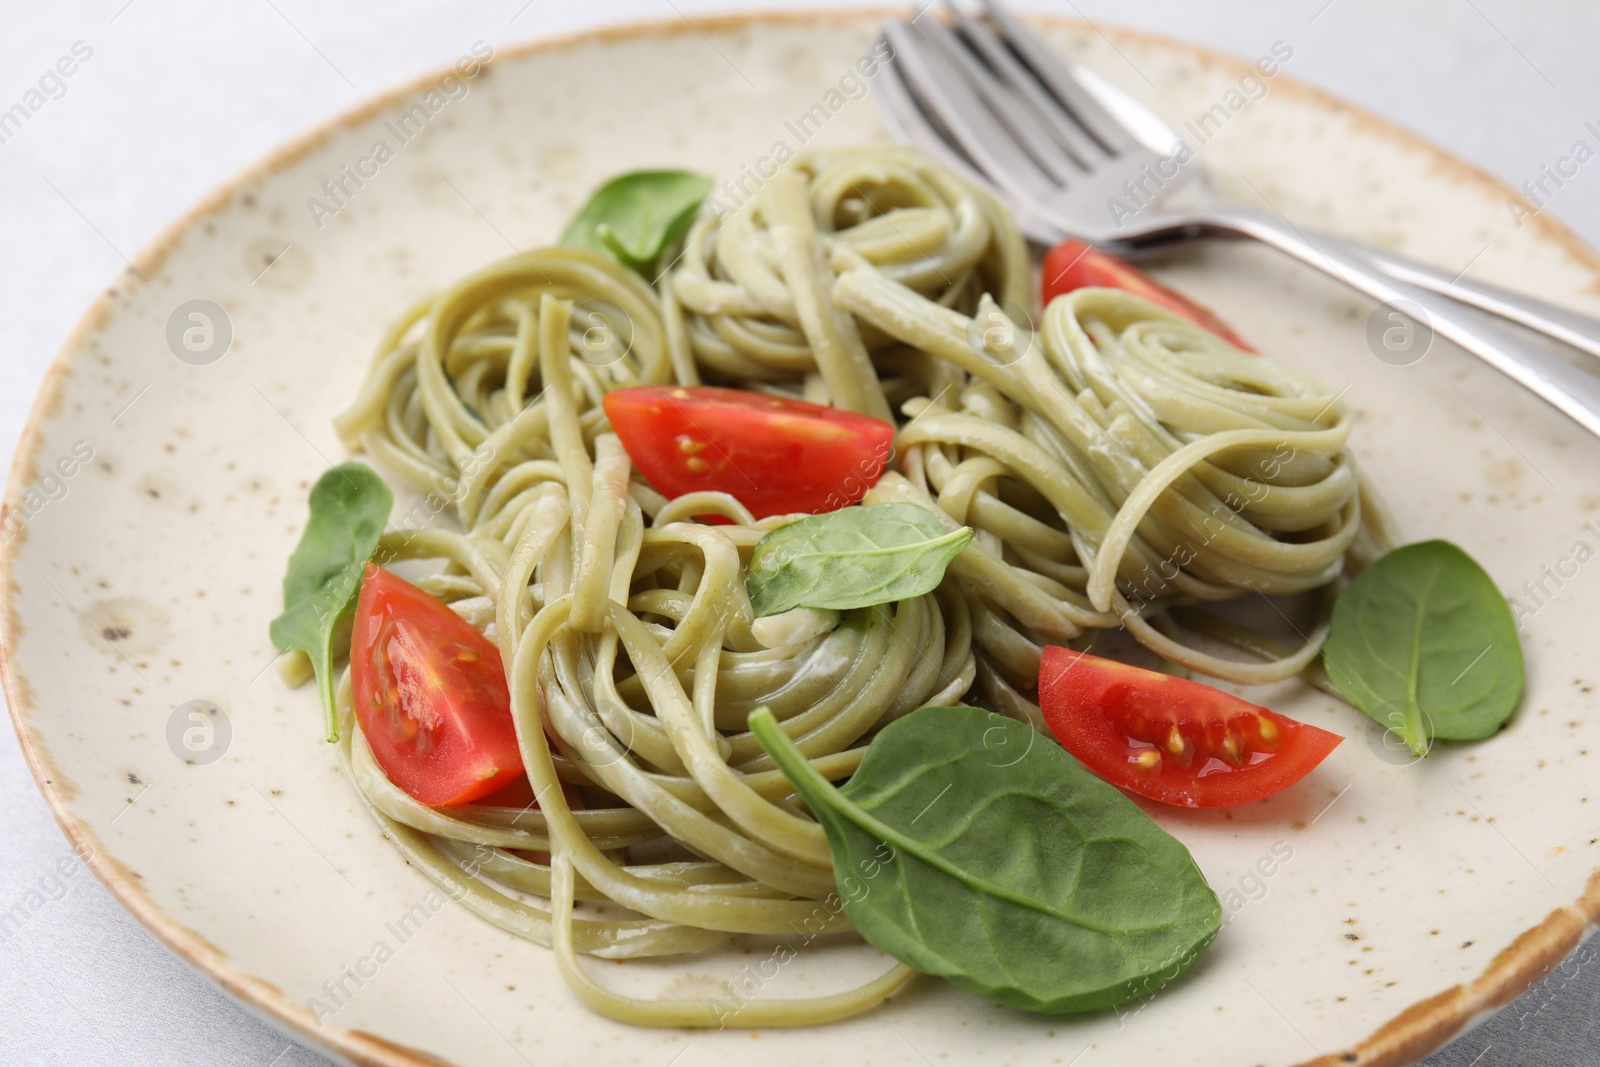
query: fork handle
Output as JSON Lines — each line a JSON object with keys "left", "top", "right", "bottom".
{"left": 1174, "top": 205, "right": 1600, "bottom": 439}
{"left": 1346, "top": 241, "right": 1600, "bottom": 362}
{"left": 1119, "top": 221, "right": 1600, "bottom": 363}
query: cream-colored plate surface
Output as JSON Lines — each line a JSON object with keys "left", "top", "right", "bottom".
{"left": 6, "top": 12, "right": 1599, "bottom": 1067}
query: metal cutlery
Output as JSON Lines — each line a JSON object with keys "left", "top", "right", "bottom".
{"left": 876, "top": 1, "right": 1600, "bottom": 438}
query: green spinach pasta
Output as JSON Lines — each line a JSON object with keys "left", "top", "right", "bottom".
{"left": 289, "top": 144, "right": 1395, "bottom": 1027}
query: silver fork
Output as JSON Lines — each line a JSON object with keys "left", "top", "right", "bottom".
{"left": 877, "top": 1, "right": 1600, "bottom": 439}
{"left": 898, "top": 1, "right": 1600, "bottom": 363}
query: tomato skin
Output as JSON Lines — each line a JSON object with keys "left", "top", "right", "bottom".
{"left": 601, "top": 386, "right": 895, "bottom": 519}
{"left": 350, "top": 564, "right": 523, "bottom": 806}
{"left": 1041, "top": 239, "right": 1257, "bottom": 352}
{"left": 1037, "top": 647, "right": 1342, "bottom": 808}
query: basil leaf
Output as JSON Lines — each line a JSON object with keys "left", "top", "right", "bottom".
{"left": 269, "top": 463, "right": 393, "bottom": 743}
{"left": 1322, "top": 540, "right": 1524, "bottom": 757}
{"left": 750, "top": 705, "right": 1221, "bottom": 1014}
{"left": 559, "top": 170, "right": 712, "bottom": 277}
{"left": 746, "top": 502, "right": 973, "bottom": 617}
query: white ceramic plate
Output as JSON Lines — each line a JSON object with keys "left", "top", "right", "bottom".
{"left": 6, "top": 12, "right": 1600, "bottom": 1067}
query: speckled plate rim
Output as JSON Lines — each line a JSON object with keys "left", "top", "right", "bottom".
{"left": 4, "top": 9, "right": 1599, "bottom": 1067}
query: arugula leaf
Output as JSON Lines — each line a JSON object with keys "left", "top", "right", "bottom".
{"left": 269, "top": 463, "right": 393, "bottom": 742}
{"left": 750, "top": 705, "right": 1221, "bottom": 1014}
{"left": 1322, "top": 540, "right": 1524, "bottom": 757}
{"left": 559, "top": 170, "right": 712, "bottom": 278}
{"left": 746, "top": 502, "right": 972, "bottom": 617}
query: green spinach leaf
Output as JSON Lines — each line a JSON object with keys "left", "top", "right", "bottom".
{"left": 269, "top": 463, "right": 393, "bottom": 742}
{"left": 750, "top": 705, "right": 1221, "bottom": 1014}
{"left": 1322, "top": 539, "right": 1523, "bottom": 757}
{"left": 746, "top": 502, "right": 972, "bottom": 617}
{"left": 560, "top": 170, "right": 712, "bottom": 278}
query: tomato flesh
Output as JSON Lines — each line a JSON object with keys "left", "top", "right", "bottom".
{"left": 1041, "top": 239, "right": 1256, "bottom": 352}
{"left": 1038, "top": 647, "right": 1341, "bottom": 808}
{"left": 601, "top": 385, "right": 895, "bottom": 519}
{"left": 350, "top": 564, "right": 523, "bottom": 806}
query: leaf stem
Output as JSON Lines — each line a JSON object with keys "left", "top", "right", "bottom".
{"left": 316, "top": 643, "right": 339, "bottom": 743}
{"left": 1403, "top": 700, "right": 1429, "bottom": 759}
{"left": 747, "top": 706, "right": 843, "bottom": 809}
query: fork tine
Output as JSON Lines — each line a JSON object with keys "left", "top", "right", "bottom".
{"left": 872, "top": 37, "right": 1069, "bottom": 244}
{"left": 941, "top": 1, "right": 1107, "bottom": 171}
{"left": 914, "top": 11, "right": 1086, "bottom": 185}
{"left": 882, "top": 19, "right": 1056, "bottom": 204}
{"left": 876, "top": 43, "right": 1062, "bottom": 241}
{"left": 872, "top": 37, "right": 993, "bottom": 183}
{"left": 979, "top": 0, "right": 1138, "bottom": 154}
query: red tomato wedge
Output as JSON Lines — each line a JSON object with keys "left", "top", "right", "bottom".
{"left": 1041, "top": 239, "right": 1256, "bottom": 352}
{"left": 1038, "top": 646, "right": 1342, "bottom": 808}
{"left": 601, "top": 385, "right": 895, "bottom": 519}
{"left": 350, "top": 564, "right": 523, "bottom": 806}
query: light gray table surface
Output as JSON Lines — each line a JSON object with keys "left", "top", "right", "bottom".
{"left": 2, "top": 2, "right": 1597, "bottom": 1065}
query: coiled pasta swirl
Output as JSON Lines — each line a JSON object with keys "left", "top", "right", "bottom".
{"left": 330, "top": 242, "right": 975, "bottom": 1027}
{"left": 670, "top": 145, "right": 1030, "bottom": 420}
